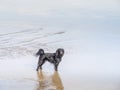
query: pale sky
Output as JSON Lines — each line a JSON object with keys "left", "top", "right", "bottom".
{"left": 0, "top": 0, "right": 119, "bottom": 15}
{"left": 0, "top": 0, "right": 120, "bottom": 19}
{"left": 0, "top": 0, "right": 119, "bottom": 31}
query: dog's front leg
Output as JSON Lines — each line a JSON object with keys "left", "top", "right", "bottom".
{"left": 54, "top": 58, "right": 61, "bottom": 71}
{"left": 54, "top": 64, "right": 58, "bottom": 71}
{"left": 54, "top": 62, "right": 59, "bottom": 71}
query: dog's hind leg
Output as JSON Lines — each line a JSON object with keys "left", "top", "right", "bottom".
{"left": 40, "top": 60, "right": 45, "bottom": 70}
{"left": 36, "top": 59, "right": 45, "bottom": 71}
{"left": 36, "top": 55, "right": 46, "bottom": 71}
{"left": 36, "top": 65, "right": 40, "bottom": 71}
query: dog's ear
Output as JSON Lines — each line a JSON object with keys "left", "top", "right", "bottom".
{"left": 56, "top": 48, "right": 64, "bottom": 57}
{"left": 36, "top": 49, "right": 44, "bottom": 56}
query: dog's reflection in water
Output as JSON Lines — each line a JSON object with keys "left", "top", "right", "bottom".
{"left": 37, "top": 70, "right": 64, "bottom": 90}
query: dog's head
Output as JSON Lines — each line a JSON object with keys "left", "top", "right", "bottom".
{"left": 56, "top": 48, "right": 64, "bottom": 58}
{"left": 36, "top": 49, "right": 44, "bottom": 56}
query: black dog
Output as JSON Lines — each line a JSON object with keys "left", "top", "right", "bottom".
{"left": 36, "top": 48, "right": 64, "bottom": 71}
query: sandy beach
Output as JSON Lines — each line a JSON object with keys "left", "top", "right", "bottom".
{"left": 0, "top": 55, "right": 120, "bottom": 90}
{"left": 0, "top": 25, "right": 120, "bottom": 90}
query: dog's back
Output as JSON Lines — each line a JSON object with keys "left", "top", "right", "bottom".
{"left": 44, "top": 53, "right": 56, "bottom": 63}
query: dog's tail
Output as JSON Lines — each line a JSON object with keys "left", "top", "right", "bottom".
{"left": 36, "top": 49, "right": 44, "bottom": 56}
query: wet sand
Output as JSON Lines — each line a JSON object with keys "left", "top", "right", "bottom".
{"left": 0, "top": 71, "right": 63, "bottom": 90}
{"left": 0, "top": 70, "right": 119, "bottom": 90}
{"left": 36, "top": 70, "right": 63, "bottom": 90}
{"left": 0, "top": 56, "right": 120, "bottom": 90}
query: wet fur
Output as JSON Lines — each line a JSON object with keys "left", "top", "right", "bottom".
{"left": 36, "top": 48, "right": 64, "bottom": 71}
